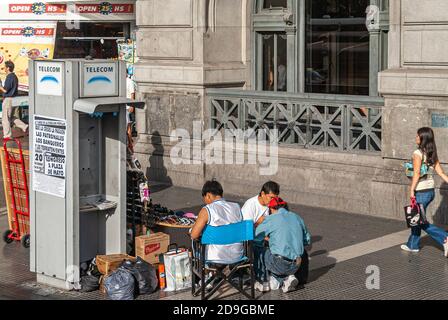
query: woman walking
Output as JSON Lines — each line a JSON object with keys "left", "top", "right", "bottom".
{"left": 401, "top": 127, "right": 448, "bottom": 256}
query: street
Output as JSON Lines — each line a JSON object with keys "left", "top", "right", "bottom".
{"left": 2, "top": 184, "right": 448, "bottom": 300}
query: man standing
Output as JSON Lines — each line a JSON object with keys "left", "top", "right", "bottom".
{"left": 0, "top": 61, "right": 28, "bottom": 138}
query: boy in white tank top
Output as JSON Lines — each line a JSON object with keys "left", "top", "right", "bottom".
{"left": 190, "top": 180, "right": 244, "bottom": 264}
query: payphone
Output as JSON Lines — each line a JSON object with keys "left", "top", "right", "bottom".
{"left": 28, "top": 59, "right": 144, "bottom": 290}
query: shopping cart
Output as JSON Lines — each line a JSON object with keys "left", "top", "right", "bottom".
{"left": 2, "top": 138, "right": 30, "bottom": 248}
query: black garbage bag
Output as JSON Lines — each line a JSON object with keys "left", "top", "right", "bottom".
{"left": 87, "top": 258, "right": 102, "bottom": 278}
{"left": 79, "top": 258, "right": 101, "bottom": 292}
{"left": 80, "top": 275, "right": 100, "bottom": 292}
{"left": 104, "top": 267, "right": 136, "bottom": 300}
{"left": 121, "top": 257, "right": 158, "bottom": 295}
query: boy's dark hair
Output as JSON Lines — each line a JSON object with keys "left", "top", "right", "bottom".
{"left": 202, "top": 180, "right": 224, "bottom": 197}
{"left": 260, "top": 181, "right": 280, "bottom": 196}
{"left": 5, "top": 61, "right": 14, "bottom": 72}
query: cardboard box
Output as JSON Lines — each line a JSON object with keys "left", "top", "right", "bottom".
{"left": 135, "top": 232, "right": 170, "bottom": 264}
{"left": 96, "top": 254, "right": 135, "bottom": 275}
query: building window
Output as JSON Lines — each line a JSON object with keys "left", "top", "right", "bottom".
{"left": 253, "top": 0, "right": 389, "bottom": 96}
{"left": 262, "top": 33, "right": 287, "bottom": 91}
{"left": 54, "top": 22, "right": 129, "bottom": 59}
{"left": 305, "top": 0, "right": 370, "bottom": 95}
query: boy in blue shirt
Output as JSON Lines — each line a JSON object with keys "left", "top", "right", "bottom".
{"left": 255, "top": 197, "right": 311, "bottom": 293}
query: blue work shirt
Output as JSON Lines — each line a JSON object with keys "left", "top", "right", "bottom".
{"left": 255, "top": 208, "right": 311, "bottom": 261}
{"left": 3, "top": 73, "right": 18, "bottom": 98}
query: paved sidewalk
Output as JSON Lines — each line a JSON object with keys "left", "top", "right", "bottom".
{"left": 1, "top": 184, "right": 448, "bottom": 300}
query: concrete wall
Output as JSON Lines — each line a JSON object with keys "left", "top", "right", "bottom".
{"left": 134, "top": 0, "right": 250, "bottom": 139}
{"left": 134, "top": 0, "right": 250, "bottom": 195}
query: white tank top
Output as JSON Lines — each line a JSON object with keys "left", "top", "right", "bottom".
{"left": 205, "top": 199, "right": 244, "bottom": 264}
{"left": 414, "top": 149, "right": 435, "bottom": 191}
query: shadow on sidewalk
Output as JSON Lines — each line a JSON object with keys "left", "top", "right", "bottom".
{"left": 311, "top": 235, "right": 323, "bottom": 245}
{"left": 306, "top": 247, "right": 337, "bottom": 285}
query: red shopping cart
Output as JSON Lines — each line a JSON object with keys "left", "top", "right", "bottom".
{"left": 2, "top": 137, "right": 30, "bottom": 248}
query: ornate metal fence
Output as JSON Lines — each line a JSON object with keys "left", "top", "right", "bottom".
{"left": 208, "top": 89, "right": 384, "bottom": 153}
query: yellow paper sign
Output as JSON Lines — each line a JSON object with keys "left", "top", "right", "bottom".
{"left": 0, "top": 22, "right": 56, "bottom": 91}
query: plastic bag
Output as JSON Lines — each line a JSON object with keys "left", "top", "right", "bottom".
{"left": 80, "top": 275, "right": 100, "bottom": 293}
{"left": 121, "top": 257, "right": 158, "bottom": 295}
{"left": 87, "top": 258, "right": 102, "bottom": 278}
{"left": 104, "top": 267, "right": 136, "bottom": 300}
{"left": 164, "top": 249, "right": 191, "bottom": 291}
{"left": 79, "top": 258, "right": 101, "bottom": 292}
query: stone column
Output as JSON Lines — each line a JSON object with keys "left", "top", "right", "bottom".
{"left": 379, "top": 0, "right": 448, "bottom": 223}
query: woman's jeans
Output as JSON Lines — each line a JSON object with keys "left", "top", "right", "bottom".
{"left": 407, "top": 189, "right": 448, "bottom": 250}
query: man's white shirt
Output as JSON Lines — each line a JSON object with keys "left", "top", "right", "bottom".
{"left": 241, "top": 195, "right": 269, "bottom": 224}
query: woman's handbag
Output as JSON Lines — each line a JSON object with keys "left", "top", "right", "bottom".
{"left": 404, "top": 198, "right": 428, "bottom": 228}
{"left": 404, "top": 161, "right": 428, "bottom": 178}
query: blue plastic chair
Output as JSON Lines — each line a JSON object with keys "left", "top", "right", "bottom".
{"left": 191, "top": 220, "right": 255, "bottom": 300}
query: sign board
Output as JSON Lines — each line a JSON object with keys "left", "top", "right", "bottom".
{"left": 32, "top": 116, "right": 67, "bottom": 198}
{"left": 0, "top": 1, "right": 135, "bottom": 21}
{"left": 80, "top": 61, "right": 118, "bottom": 97}
{"left": 117, "top": 39, "right": 136, "bottom": 64}
{"left": 432, "top": 113, "right": 448, "bottom": 128}
{"left": 36, "top": 61, "right": 63, "bottom": 96}
{"left": 0, "top": 21, "right": 56, "bottom": 91}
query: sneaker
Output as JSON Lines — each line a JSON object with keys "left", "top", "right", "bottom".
{"left": 254, "top": 281, "right": 270, "bottom": 292}
{"left": 281, "top": 275, "right": 298, "bottom": 293}
{"left": 205, "top": 273, "right": 217, "bottom": 291}
{"left": 400, "top": 244, "right": 420, "bottom": 253}
{"left": 443, "top": 237, "right": 448, "bottom": 257}
{"left": 269, "top": 276, "right": 281, "bottom": 290}
{"left": 206, "top": 278, "right": 222, "bottom": 291}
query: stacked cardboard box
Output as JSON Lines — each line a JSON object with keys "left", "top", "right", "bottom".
{"left": 135, "top": 232, "right": 170, "bottom": 264}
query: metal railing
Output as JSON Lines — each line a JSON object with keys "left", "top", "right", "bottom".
{"left": 207, "top": 89, "right": 384, "bottom": 153}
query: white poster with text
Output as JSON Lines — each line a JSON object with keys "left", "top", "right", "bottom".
{"left": 32, "top": 116, "right": 67, "bottom": 198}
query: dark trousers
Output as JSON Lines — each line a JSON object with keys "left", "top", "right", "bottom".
{"left": 257, "top": 246, "right": 309, "bottom": 285}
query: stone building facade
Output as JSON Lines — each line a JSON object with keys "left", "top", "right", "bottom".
{"left": 133, "top": 0, "right": 448, "bottom": 223}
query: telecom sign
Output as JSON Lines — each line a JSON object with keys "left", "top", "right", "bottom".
{"left": 81, "top": 62, "right": 118, "bottom": 97}
{"left": 36, "top": 61, "right": 63, "bottom": 96}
